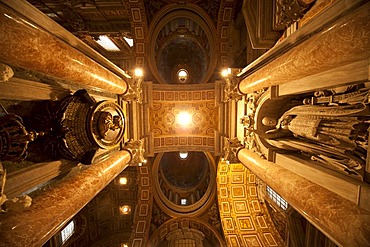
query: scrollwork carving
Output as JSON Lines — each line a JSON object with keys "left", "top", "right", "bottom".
{"left": 274, "top": 0, "right": 312, "bottom": 29}
{"left": 207, "top": 203, "right": 221, "bottom": 230}
{"left": 223, "top": 77, "right": 242, "bottom": 102}
{"left": 124, "top": 139, "right": 147, "bottom": 166}
{"left": 223, "top": 137, "right": 243, "bottom": 163}
{"left": 123, "top": 77, "right": 143, "bottom": 103}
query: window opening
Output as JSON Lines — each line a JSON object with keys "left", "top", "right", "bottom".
{"left": 181, "top": 199, "right": 187, "bottom": 205}
{"left": 266, "top": 186, "right": 288, "bottom": 210}
{"left": 179, "top": 151, "right": 188, "bottom": 160}
{"left": 61, "top": 220, "right": 75, "bottom": 244}
{"left": 177, "top": 69, "right": 188, "bottom": 83}
{"left": 96, "top": 35, "right": 120, "bottom": 52}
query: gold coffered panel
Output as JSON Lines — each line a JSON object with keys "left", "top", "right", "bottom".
{"left": 145, "top": 83, "right": 220, "bottom": 154}
{"left": 217, "top": 161, "right": 284, "bottom": 246}
{"left": 150, "top": 101, "right": 217, "bottom": 136}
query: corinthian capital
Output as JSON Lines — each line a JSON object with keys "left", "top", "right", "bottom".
{"left": 124, "top": 139, "right": 147, "bottom": 166}
{"left": 222, "top": 137, "right": 243, "bottom": 163}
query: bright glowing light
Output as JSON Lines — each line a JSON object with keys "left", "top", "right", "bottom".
{"left": 178, "top": 70, "right": 187, "bottom": 77}
{"left": 177, "top": 69, "right": 188, "bottom": 83}
{"left": 134, "top": 68, "right": 143, "bottom": 77}
{"left": 221, "top": 68, "right": 231, "bottom": 77}
{"left": 181, "top": 199, "right": 187, "bottom": 205}
{"left": 179, "top": 151, "right": 188, "bottom": 159}
{"left": 96, "top": 35, "right": 120, "bottom": 52}
{"left": 122, "top": 244, "right": 129, "bottom": 247}
{"left": 119, "top": 205, "right": 131, "bottom": 214}
{"left": 177, "top": 112, "right": 192, "bottom": 126}
{"left": 119, "top": 177, "right": 128, "bottom": 185}
{"left": 123, "top": 37, "right": 134, "bottom": 47}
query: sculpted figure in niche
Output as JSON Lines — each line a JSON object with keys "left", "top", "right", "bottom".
{"left": 97, "top": 112, "right": 123, "bottom": 138}
{"left": 262, "top": 85, "right": 369, "bottom": 181}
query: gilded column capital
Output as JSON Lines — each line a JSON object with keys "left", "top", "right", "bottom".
{"left": 222, "top": 68, "right": 242, "bottom": 102}
{"left": 222, "top": 137, "right": 243, "bottom": 163}
{"left": 123, "top": 139, "right": 147, "bottom": 166}
{"left": 223, "top": 77, "right": 242, "bottom": 102}
{"left": 123, "top": 76, "right": 143, "bottom": 103}
{"left": 274, "top": 0, "right": 312, "bottom": 29}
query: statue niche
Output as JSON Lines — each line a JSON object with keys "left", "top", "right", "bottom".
{"left": 51, "top": 89, "right": 126, "bottom": 165}
{"left": 255, "top": 85, "right": 369, "bottom": 182}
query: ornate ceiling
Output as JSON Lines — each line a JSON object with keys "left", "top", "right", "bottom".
{"left": 145, "top": 83, "right": 219, "bottom": 154}
{"left": 21, "top": 0, "right": 282, "bottom": 247}
{"left": 27, "top": 0, "right": 243, "bottom": 82}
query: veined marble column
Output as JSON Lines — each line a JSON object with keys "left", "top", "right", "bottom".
{"left": 0, "top": 150, "right": 131, "bottom": 247}
{"left": 238, "top": 2, "right": 370, "bottom": 94}
{"left": 238, "top": 149, "right": 370, "bottom": 247}
{"left": 0, "top": 3, "right": 128, "bottom": 94}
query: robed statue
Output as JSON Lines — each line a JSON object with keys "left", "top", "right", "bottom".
{"left": 262, "top": 86, "right": 369, "bottom": 181}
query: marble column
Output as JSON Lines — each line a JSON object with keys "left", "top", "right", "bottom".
{"left": 238, "top": 148, "right": 370, "bottom": 247}
{"left": 0, "top": 150, "right": 131, "bottom": 247}
{"left": 238, "top": 2, "right": 370, "bottom": 94}
{"left": 0, "top": 3, "right": 128, "bottom": 94}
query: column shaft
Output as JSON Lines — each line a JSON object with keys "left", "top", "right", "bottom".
{"left": 238, "top": 2, "right": 370, "bottom": 94}
{"left": 0, "top": 150, "right": 131, "bottom": 247}
{"left": 0, "top": 3, "right": 128, "bottom": 94}
{"left": 238, "top": 148, "right": 370, "bottom": 247}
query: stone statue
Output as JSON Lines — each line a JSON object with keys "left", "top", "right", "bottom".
{"left": 0, "top": 63, "right": 14, "bottom": 82}
{"left": 262, "top": 87, "right": 369, "bottom": 180}
{"left": 0, "top": 162, "right": 32, "bottom": 213}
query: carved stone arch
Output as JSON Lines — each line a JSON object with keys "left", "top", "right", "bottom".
{"left": 152, "top": 152, "right": 217, "bottom": 217}
{"left": 148, "top": 217, "right": 226, "bottom": 247}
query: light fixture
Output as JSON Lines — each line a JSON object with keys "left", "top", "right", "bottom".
{"left": 176, "top": 111, "right": 192, "bottom": 127}
{"left": 134, "top": 68, "right": 143, "bottom": 77}
{"left": 221, "top": 68, "right": 231, "bottom": 77}
{"left": 96, "top": 35, "right": 120, "bottom": 52}
{"left": 119, "top": 177, "right": 128, "bottom": 185}
{"left": 122, "top": 244, "right": 129, "bottom": 247}
{"left": 119, "top": 205, "right": 131, "bottom": 215}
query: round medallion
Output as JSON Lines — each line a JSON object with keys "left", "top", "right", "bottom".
{"left": 88, "top": 101, "right": 125, "bottom": 149}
